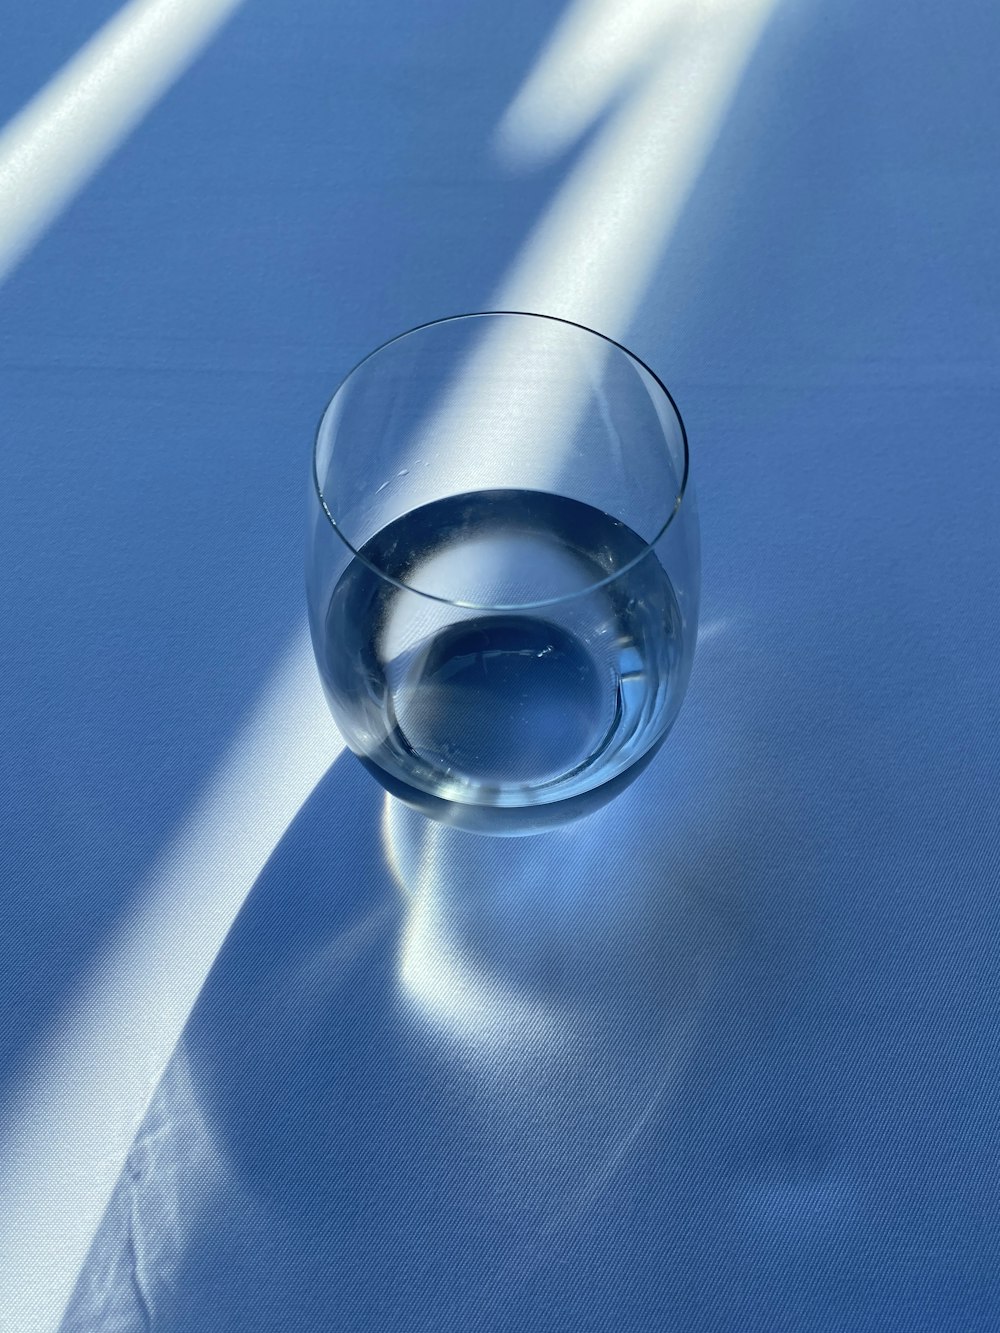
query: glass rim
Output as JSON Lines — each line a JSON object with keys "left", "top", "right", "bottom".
{"left": 312, "top": 310, "right": 690, "bottom": 612}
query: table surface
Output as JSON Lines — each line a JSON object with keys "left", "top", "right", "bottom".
{"left": 2, "top": 1, "right": 999, "bottom": 1329}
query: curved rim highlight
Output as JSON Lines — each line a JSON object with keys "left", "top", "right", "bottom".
{"left": 311, "top": 310, "right": 690, "bottom": 611}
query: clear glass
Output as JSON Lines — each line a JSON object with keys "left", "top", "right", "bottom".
{"left": 307, "top": 312, "right": 699, "bottom": 834}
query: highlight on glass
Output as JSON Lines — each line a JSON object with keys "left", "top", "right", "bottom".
{"left": 307, "top": 312, "right": 699, "bottom": 833}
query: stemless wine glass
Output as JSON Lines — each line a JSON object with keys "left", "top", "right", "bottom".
{"left": 307, "top": 312, "right": 699, "bottom": 834}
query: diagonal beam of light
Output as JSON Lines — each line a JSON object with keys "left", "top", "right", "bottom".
{"left": 496, "top": 0, "right": 780, "bottom": 334}
{"left": 495, "top": 0, "right": 678, "bottom": 168}
{"left": 0, "top": 628, "right": 342, "bottom": 1333}
{"left": 0, "top": 0, "right": 247, "bottom": 286}
{"left": 396, "top": 0, "right": 779, "bottom": 549}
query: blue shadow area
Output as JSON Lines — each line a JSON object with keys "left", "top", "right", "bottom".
{"left": 0, "top": 0, "right": 568, "bottom": 1105}
{"left": 64, "top": 623, "right": 819, "bottom": 1330}
{"left": 624, "top": 0, "right": 1000, "bottom": 1325}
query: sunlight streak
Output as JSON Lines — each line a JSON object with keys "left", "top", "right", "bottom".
{"left": 0, "top": 0, "right": 246, "bottom": 285}
{"left": 0, "top": 627, "right": 342, "bottom": 1333}
{"left": 399, "top": 0, "right": 780, "bottom": 513}
{"left": 497, "top": 0, "right": 774, "bottom": 171}
{"left": 496, "top": 0, "right": 677, "bottom": 168}
{"left": 496, "top": 0, "right": 780, "bottom": 334}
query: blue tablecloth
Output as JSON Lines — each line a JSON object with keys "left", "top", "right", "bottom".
{"left": 2, "top": 0, "right": 999, "bottom": 1329}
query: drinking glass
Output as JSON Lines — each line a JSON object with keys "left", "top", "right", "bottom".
{"left": 307, "top": 312, "right": 699, "bottom": 833}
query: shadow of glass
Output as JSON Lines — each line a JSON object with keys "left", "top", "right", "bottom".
{"left": 184, "top": 750, "right": 736, "bottom": 1230}
{"left": 61, "top": 625, "right": 832, "bottom": 1330}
